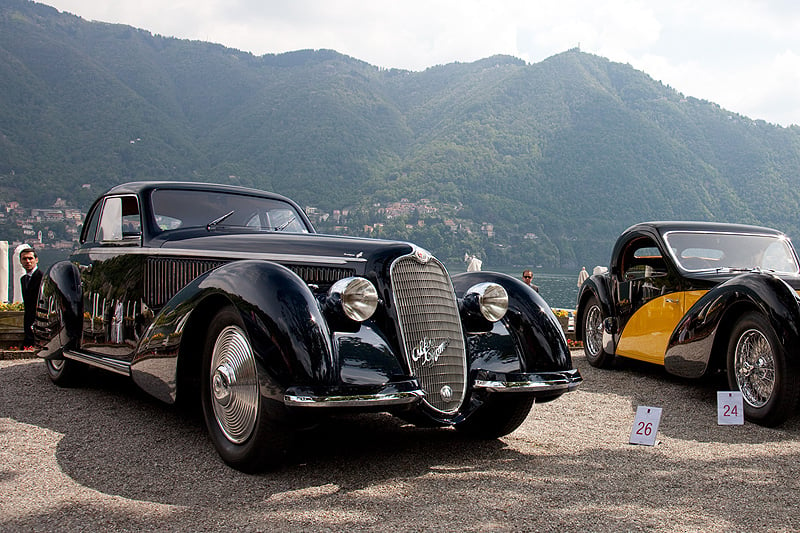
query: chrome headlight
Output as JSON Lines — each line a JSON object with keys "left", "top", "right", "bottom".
{"left": 464, "top": 282, "right": 508, "bottom": 322}
{"left": 328, "top": 277, "right": 378, "bottom": 322}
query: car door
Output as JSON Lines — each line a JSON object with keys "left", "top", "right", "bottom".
{"left": 73, "top": 194, "right": 146, "bottom": 360}
{"left": 613, "top": 236, "right": 685, "bottom": 365}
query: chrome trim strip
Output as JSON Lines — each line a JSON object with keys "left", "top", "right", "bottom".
{"left": 284, "top": 390, "right": 424, "bottom": 407}
{"left": 473, "top": 369, "right": 583, "bottom": 393}
{"left": 63, "top": 350, "right": 131, "bottom": 376}
{"left": 85, "top": 246, "right": 366, "bottom": 265}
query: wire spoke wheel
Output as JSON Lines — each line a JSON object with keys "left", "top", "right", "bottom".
{"left": 727, "top": 311, "right": 800, "bottom": 427}
{"left": 733, "top": 328, "right": 775, "bottom": 408}
{"left": 584, "top": 304, "right": 603, "bottom": 357}
{"left": 581, "top": 295, "right": 613, "bottom": 367}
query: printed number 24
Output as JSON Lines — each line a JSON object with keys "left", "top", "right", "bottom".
{"left": 723, "top": 404, "right": 739, "bottom": 417}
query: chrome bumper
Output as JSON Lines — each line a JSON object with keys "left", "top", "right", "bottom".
{"left": 472, "top": 368, "right": 582, "bottom": 394}
{"left": 284, "top": 381, "right": 424, "bottom": 408}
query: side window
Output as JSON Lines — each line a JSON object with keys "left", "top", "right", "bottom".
{"left": 98, "top": 196, "right": 141, "bottom": 243}
{"left": 81, "top": 203, "right": 102, "bottom": 244}
{"left": 623, "top": 243, "right": 667, "bottom": 280}
{"left": 98, "top": 197, "right": 123, "bottom": 241}
{"left": 121, "top": 196, "right": 141, "bottom": 237}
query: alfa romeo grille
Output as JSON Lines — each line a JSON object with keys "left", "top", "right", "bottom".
{"left": 390, "top": 254, "right": 467, "bottom": 414}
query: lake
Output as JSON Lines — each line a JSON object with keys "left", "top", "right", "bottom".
{"left": 447, "top": 264, "right": 582, "bottom": 310}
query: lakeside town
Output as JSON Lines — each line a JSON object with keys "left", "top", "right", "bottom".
{"left": 0, "top": 195, "right": 507, "bottom": 253}
{"left": 1, "top": 198, "right": 83, "bottom": 252}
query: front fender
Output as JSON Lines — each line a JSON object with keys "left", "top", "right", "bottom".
{"left": 131, "top": 260, "right": 333, "bottom": 403}
{"left": 451, "top": 271, "right": 572, "bottom": 373}
{"left": 665, "top": 273, "right": 800, "bottom": 378}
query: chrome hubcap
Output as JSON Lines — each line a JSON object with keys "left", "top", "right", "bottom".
{"left": 212, "top": 364, "right": 235, "bottom": 407}
{"left": 585, "top": 305, "right": 603, "bottom": 356}
{"left": 210, "top": 325, "right": 259, "bottom": 444}
{"left": 734, "top": 328, "right": 775, "bottom": 408}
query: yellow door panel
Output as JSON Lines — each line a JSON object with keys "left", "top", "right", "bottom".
{"left": 616, "top": 290, "right": 706, "bottom": 365}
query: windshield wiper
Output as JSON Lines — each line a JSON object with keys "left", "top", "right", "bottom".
{"left": 207, "top": 210, "right": 235, "bottom": 231}
{"left": 275, "top": 216, "right": 296, "bottom": 232}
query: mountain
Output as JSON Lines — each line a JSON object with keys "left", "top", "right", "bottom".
{"left": 2, "top": 0, "right": 800, "bottom": 270}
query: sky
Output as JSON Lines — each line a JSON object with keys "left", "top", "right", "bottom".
{"left": 43, "top": 0, "right": 800, "bottom": 128}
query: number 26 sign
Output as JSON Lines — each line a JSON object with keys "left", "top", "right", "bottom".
{"left": 629, "top": 406, "right": 662, "bottom": 446}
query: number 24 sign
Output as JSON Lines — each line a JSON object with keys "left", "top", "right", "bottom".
{"left": 629, "top": 406, "right": 662, "bottom": 446}
{"left": 718, "top": 391, "right": 744, "bottom": 425}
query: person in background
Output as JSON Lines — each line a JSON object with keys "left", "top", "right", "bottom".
{"left": 522, "top": 269, "right": 539, "bottom": 292}
{"left": 577, "top": 266, "right": 589, "bottom": 288}
{"left": 19, "top": 247, "right": 42, "bottom": 348}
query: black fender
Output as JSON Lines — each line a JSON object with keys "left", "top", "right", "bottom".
{"left": 575, "top": 273, "right": 614, "bottom": 343}
{"left": 35, "top": 261, "right": 83, "bottom": 359}
{"left": 130, "top": 260, "right": 334, "bottom": 405}
{"left": 451, "top": 271, "right": 572, "bottom": 373}
{"left": 665, "top": 273, "right": 800, "bottom": 378}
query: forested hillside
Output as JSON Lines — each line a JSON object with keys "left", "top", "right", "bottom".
{"left": 2, "top": 0, "right": 800, "bottom": 269}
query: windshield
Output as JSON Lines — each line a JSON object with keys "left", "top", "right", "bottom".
{"left": 150, "top": 189, "right": 309, "bottom": 234}
{"left": 664, "top": 231, "right": 799, "bottom": 274}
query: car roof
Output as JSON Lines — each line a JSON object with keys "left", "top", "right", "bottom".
{"left": 104, "top": 181, "right": 295, "bottom": 203}
{"left": 623, "top": 220, "right": 785, "bottom": 237}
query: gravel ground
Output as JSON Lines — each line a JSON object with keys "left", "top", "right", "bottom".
{"left": 2, "top": 352, "right": 800, "bottom": 532}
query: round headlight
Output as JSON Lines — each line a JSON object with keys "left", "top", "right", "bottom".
{"left": 467, "top": 282, "right": 508, "bottom": 322}
{"left": 329, "top": 277, "right": 379, "bottom": 322}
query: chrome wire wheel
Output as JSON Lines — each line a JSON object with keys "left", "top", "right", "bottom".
{"left": 733, "top": 328, "right": 776, "bottom": 408}
{"left": 209, "top": 325, "right": 259, "bottom": 444}
{"left": 584, "top": 304, "right": 603, "bottom": 357}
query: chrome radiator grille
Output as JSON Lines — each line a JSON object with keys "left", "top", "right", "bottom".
{"left": 390, "top": 254, "right": 467, "bottom": 414}
{"left": 145, "top": 257, "right": 226, "bottom": 307}
{"left": 287, "top": 265, "right": 355, "bottom": 289}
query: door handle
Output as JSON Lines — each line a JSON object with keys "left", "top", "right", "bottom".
{"left": 665, "top": 298, "right": 679, "bottom": 304}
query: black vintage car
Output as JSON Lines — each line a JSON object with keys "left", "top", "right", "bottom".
{"left": 576, "top": 221, "right": 800, "bottom": 427}
{"left": 36, "top": 182, "right": 581, "bottom": 472}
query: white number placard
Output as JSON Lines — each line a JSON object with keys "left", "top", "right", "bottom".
{"left": 717, "top": 391, "right": 744, "bottom": 425}
{"left": 629, "top": 406, "right": 662, "bottom": 446}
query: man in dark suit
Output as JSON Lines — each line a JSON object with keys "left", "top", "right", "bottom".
{"left": 19, "top": 247, "right": 43, "bottom": 347}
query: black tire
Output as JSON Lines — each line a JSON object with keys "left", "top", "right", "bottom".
{"left": 201, "top": 306, "right": 292, "bottom": 473}
{"left": 582, "top": 295, "right": 614, "bottom": 368}
{"left": 726, "top": 312, "right": 800, "bottom": 427}
{"left": 44, "top": 358, "right": 84, "bottom": 387}
{"left": 455, "top": 394, "right": 534, "bottom": 439}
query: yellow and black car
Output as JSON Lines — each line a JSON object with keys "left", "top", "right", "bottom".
{"left": 576, "top": 221, "right": 800, "bottom": 426}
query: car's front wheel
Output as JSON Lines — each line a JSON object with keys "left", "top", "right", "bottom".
{"left": 727, "top": 312, "right": 800, "bottom": 427}
{"left": 455, "top": 394, "right": 534, "bottom": 438}
{"left": 201, "top": 306, "right": 291, "bottom": 472}
{"left": 582, "top": 295, "right": 614, "bottom": 368}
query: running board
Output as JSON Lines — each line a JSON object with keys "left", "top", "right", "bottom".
{"left": 63, "top": 350, "right": 132, "bottom": 376}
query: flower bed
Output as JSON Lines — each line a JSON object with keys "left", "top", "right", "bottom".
{"left": 0, "top": 308, "right": 26, "bottom": 354}
{"left": 0, "top": 346, "right": 38, "bottom": 360}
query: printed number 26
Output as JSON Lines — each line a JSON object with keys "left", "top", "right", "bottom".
{"left": 636, "top": 422, "right": 653, "bottom": 436}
